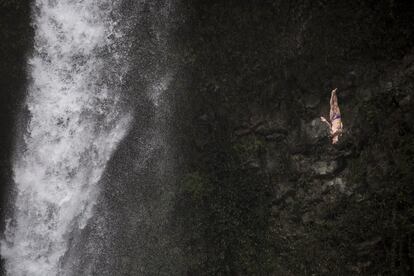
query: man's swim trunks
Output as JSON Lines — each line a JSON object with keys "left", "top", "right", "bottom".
{"left": 331, "top": 113, "right": 341, "bottom": 121}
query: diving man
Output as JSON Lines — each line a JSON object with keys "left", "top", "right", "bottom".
{"left": 320, "top": 88, "right": 343, "bottom": 144}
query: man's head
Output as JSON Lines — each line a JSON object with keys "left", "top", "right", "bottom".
{"left": 332, "top": 130, "right": 344, "bottom": 144}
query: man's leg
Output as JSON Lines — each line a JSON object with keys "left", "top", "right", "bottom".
{"left": 330, "top": 88, "right": 340, "bottom": 120}
{"left": 330, "top": 89, "right": 336, "bottom": 120}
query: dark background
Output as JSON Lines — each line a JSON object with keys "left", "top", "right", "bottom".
{"left": 0, "top": 2, "right": 32, "bottom": 274}
{"left": 1, "top": 0, "right": 414, "bottom": 275}
{"left": 170, "top": 0, "right": 414, "bottom": 274}
{"left": 0, "top": 1, "right": 32, "bottom": 234}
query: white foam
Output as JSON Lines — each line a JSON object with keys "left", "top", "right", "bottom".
{"left": 0, "top": 1, "right": 131, "bottom": 275}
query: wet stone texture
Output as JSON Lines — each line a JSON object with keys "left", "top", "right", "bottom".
{"left": 0, "top": 3, "right": 33, "bottom": 274}
{"left": 171, "top": 1, "right": 414, "bottom": 275}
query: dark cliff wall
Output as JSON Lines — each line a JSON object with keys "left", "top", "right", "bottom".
{"left": 0, "top": 1, "right": 32, "bottom": 230}
{"left": 171, "top": 1, "right": 414, "bottom": 275}
{"left": 0, "top": 1, "right": 32, "bottom": 274}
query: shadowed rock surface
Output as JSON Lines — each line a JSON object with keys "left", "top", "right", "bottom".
{"left": 171, "top": 0, "right": 414, "bottom": 275}
{"left": 0, "top": 2, "right": 32, "bottom": 274}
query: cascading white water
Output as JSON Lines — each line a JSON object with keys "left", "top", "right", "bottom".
{"left": 0, "top": 0, "right": 131, "bottom": 275}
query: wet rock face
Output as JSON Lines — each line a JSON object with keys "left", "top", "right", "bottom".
{"left": 173, "top": 0, "right": 414, "bottom": 275}
{"left": 303, "top": 118, "right": 329, "bottom": 142}
{"left": 311, "top": 160, "right": 338, "bottom": 175}
{"left": 0, "top": 0, "right": 32, "bottom": 241}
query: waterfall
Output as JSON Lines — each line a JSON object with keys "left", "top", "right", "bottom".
{"left": 0, "top": 0, "right": 131, "bottom": 275}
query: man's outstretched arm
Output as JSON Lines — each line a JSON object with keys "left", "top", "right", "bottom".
{"left": 320, "top": 116, "right": 331, "bottom": 128}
